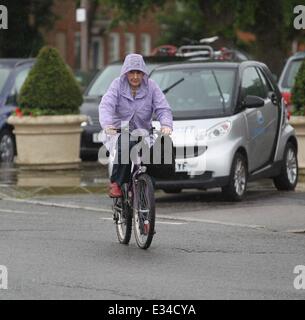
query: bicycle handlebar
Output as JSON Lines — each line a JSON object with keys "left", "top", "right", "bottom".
{"left": 113, "top": 127, "right": 161, "bottom": 135}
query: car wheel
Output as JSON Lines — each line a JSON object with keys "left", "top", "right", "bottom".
{"left": 222, "top": 152, "right": 248, "bottom": 201}
{"left": 273, "top": 142, "right": 298, "bottom": 191}
{"left": 0, "top": 129, "right": 15, "bottom": 163}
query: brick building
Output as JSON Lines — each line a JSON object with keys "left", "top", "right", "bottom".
{"left": 44, "top": 0, "right": 161, "bottom": 71}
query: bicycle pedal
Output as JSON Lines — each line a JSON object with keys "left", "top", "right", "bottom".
{"left": 113, "top": 213, "right": 118, "bottom": 223}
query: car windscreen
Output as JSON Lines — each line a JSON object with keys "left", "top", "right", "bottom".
{"left": 86, "top": 63, "right": 159, "bottom": 97}
{"left": 150, "top": 67, "right": 236, "bottom": 118}
{"left": 87, "top": 63, "right": 164, "bottom": 97}
{"left": 281, "top": 59, "right": 303, "bottom": 89}
{"left": 0, "top": 67, "right": 10, "bottom": 95}
{"left": 87, "top": 65, "right": 122, "bottom": 97}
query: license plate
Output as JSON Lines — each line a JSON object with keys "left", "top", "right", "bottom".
{"left": 92, "top": 133, "right": 103, "bottom": 143}
{"left": 175, "top": 162, "right": 189, "bottom": 172}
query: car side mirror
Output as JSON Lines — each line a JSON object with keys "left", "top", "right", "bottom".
{"left": 242, "top": 95, "right": 265, "bottom": 109}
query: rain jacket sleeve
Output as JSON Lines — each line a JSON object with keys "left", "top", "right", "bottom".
{"left": 98, "top": 78, "right": 119, "bottom": 129}
{"left": 151, "top": 80, "right": 173, "bottom": 130}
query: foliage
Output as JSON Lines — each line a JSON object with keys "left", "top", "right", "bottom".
{"left": 105, "top": 0, "right": 303, "bottom": 75}
{"left": 0, "top": 0, "right": 56, "bottom": 58}
{"left": 18, "top": 46, "right": 83, "bottom": 116}
{"left": 291, "top": 59, "right": 305, "bottom": 116}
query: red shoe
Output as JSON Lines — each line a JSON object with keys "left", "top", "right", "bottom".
{"left": 109, "top": 182, "right": 122, "bottom": 198}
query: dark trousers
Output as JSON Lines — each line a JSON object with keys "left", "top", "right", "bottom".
{"left": 110, "top": 134, "right": 137, "bottom": 186}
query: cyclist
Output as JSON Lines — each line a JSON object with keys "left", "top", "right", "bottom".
{"left": 99, "top": 53, "right": 173, "bottom": 198}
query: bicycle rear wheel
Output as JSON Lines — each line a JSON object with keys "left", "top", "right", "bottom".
{"left": 133, "top": 174, "right": 155, "bottom": 249}
{"left": 113, "top": 185, "right": 132, "bottom": 244}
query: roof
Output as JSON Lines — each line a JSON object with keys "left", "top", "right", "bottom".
{"left": 291, "top": 51, "right": 305, "bottom": 59}
{"left": 151, "top": 60, "right": 242, "bottom": 72}
{"left": 107, "top": 55, "right": 187, "bottom": 66}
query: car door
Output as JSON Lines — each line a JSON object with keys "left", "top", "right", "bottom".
{"left": 241, "top": 66, "right": 279, "bottom": 171}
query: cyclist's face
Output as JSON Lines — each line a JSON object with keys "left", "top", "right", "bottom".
{"left": 127, "top": 70, "right": 144, "bottom": 88}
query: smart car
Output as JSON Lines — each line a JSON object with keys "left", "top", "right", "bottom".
{"left": 149, "top": 60, "right": 298, "bottom": 200}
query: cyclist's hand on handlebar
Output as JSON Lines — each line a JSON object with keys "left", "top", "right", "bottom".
{"left": 105, "top": 125, "right": 117, "bottom": 135}
{"left": 161, "top": 126, "right": 172, "bottom": 136}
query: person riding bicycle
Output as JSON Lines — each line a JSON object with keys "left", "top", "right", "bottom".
{"left": 99, "top": 53, "right": 173, "bottom": 198}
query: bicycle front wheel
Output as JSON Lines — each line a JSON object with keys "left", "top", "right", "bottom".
{"left": 133, "top": 174, "right": 155, "bottom": 249}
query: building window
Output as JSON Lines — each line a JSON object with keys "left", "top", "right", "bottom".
{"left": 141, "top": 33, "right": 151, "bottom": 56}
{"left": 91, "top": 37, "right": 104, "bottom": 70}
{"left": 125, "top": 33, "right": 135, "bottom": 55}
{"left": 108, "top": 33, "right": 120, "bottom": 63}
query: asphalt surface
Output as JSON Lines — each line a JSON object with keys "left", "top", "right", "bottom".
{"left": 0, "top": 179, "right": 305, "bottom": 300}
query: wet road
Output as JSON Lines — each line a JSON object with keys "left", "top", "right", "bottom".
{"left": 0, "top": 182, "right": 305, "bottom": 300}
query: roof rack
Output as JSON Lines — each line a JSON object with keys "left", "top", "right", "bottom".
{"left": 176, "top": 45, "right": 214, "bottom": 59}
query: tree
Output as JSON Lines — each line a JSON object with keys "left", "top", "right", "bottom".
{"left": 105, "top": 0, "right": 303, "bottom": 75}
{"left": 18, "top": 46, "right": 83, "bottom": 115}
{"left": 0, "top": 0, "right": 56, "bottom": 58}
{"left": 291, "top": 59, "right": 305, "bottom": 115}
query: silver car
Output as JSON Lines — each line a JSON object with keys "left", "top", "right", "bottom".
{"left": 149, "top": 61, "right": 299, "bottom": 200}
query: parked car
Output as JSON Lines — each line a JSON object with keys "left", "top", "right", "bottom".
{"left": 80, "top": 56, "right": 188, "bottom": 160}
{"left": 0, "top": 59, "right": 35, "bottom": 162}
{"left": 278, "top": 51, "right": 305, "bottom": 111}
{"left": 147, "top": 60, "right": 298, "bottom": 200}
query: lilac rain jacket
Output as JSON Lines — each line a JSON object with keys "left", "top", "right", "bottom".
{"left": 98, "top": 54, "right": 173, "bottom": 151}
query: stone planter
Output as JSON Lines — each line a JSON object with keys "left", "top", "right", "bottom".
{"left": 289, "top": 116, "right": 305, "bottom": 180}
{"left": 7, "top": 115, "right": 87, "bottom": 167}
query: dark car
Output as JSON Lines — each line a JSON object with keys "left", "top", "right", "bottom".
{"left": 278, "top": 51, "right": 305, "bottom": 111}
{"left": 80, "top": 56, "right": 188, "bottom": 160}
{"left": 79, "top": 49, "right": 250, "bottom": 160}
{"left": 0, "top": 59, "right": 35, "bottom": 162}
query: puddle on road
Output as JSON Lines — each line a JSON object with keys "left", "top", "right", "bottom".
{"left": 0, "top": 162, "right": 109, "bottom": 196}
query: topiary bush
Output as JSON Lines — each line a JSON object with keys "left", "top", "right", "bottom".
{"left": 18, "top": 46, "right": 83, "bottom": 116}
{"left": 291, "top": 59, "right": 305, "bottom": 116}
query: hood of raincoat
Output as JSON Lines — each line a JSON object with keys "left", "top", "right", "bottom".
{"left": 120, "top": 54, "right": 149, "bottom": 86}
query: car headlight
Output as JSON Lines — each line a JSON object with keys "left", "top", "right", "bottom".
{"left": 81, "top": 116, "right": 94, "bottom": 127}
{"left": 207, "top": 121, "right": 231, "bottom": 140}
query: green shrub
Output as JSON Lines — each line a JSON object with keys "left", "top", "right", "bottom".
{"left": 18, "top": 46, "right": 83, "bottom": 116}
{"left": 291, "top": 59, "right": 305, "bottom": 116}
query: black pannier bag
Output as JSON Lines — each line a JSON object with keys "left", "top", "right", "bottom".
{"left": 145, "top": 135, "right": 176, "bottom": 179}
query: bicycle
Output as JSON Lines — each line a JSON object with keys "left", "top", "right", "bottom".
{"left": 111, "top": 128, "right": 159, "bottom": 249}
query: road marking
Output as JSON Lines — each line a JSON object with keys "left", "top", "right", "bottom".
{"left": 3, "top": 198, "right": 113, "bottom": 213}
{"left": 99, "top": 217, "right": 186, "bottom": 225}
{"left": 157, "top": 214, "right": 265, "bottom": 229}
{"left": 2, "top": 198, "right": 264, "bottom": 229}
{"left": 157, "top": 221, "right": 186, "bottom": 225}
{"left": 0, "top": 208, "right": 48, "bottom": 215}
